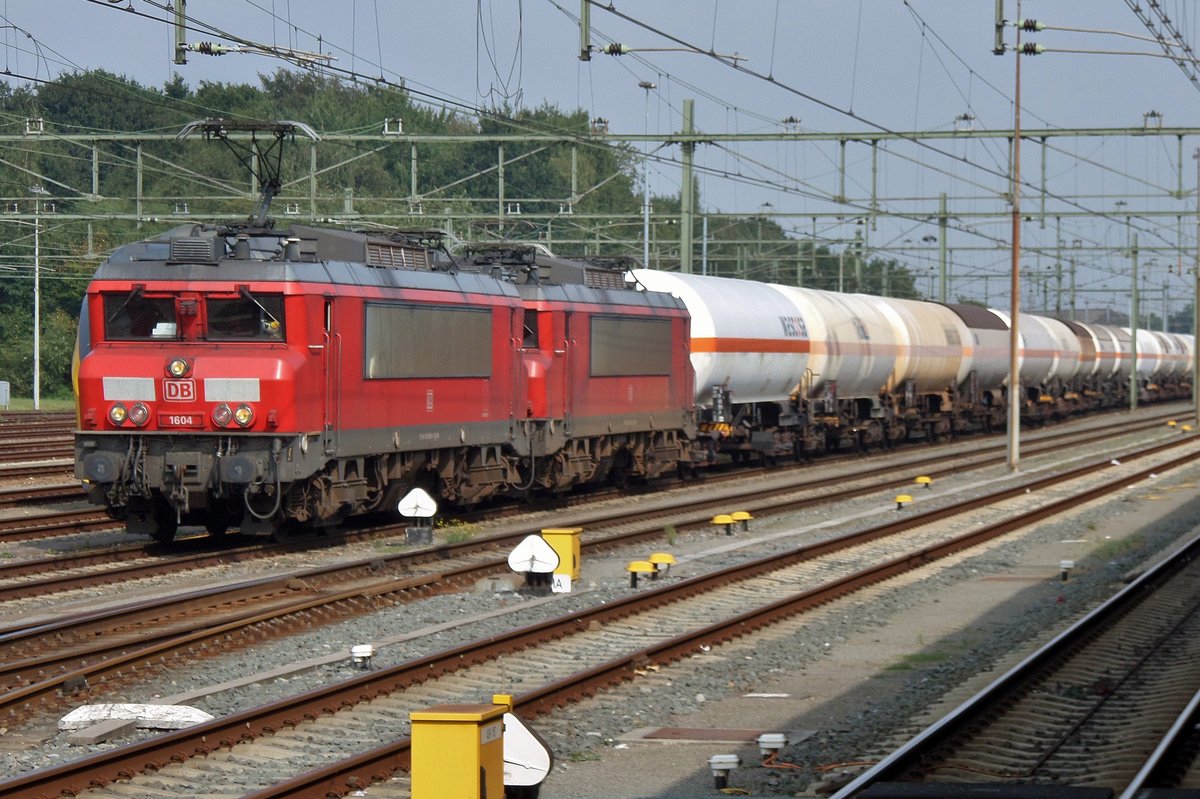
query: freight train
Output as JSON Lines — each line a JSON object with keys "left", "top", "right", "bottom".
{"left": 73, "top": 223, "right": 1193, "bottom": 542}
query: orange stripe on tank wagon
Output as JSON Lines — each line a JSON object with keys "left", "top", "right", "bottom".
{"left": 691, "top": 338, "right": 812, "bottom": 353}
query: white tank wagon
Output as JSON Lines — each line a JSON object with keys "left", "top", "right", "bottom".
{"left": 631, "top": 268, "right": 1193, "bottom": 460}
{"left": 1129, "top": 329, "right": 1193, "bottom": 401}
{"left": 1150, "top": 332, "right": 1188, "bottom": 381}
{"left": 1064, "top": 321, "right": 1114, "bottom": 383}
{"left": 943, "top": 303, "right": 1010, "bottom": 389}
{"left": 629, "top": 269, "right": 813, "bottom": 408}
{"left": 869, "top": 296, "right": 972, "bottom": 394}
{"left": 985, "top": 311, "right": 1082, "bottom": 387}
{"left": 770, "top": 286, "right": 897, "bottom": 399}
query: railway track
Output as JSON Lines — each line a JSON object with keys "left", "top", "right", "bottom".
{"left": 0, "top": 404, "right": 1186, "bottom": 554}
{"left": 0, "top": 507, "right": 114, "bottom": 542}
{"left": 0, "top": 412, "right": 74, "bottom": 432}
{"left": 0, "top": 440, "right": 73, "bottom": 464}
{"left": 0, "top": 459, "right": 74, "bottom": 479}
{"left": 0, "top": 481, "right": 85, "bottom": 509}
{"left": 832, "top": 529, "right": 1200, "bottom": 799}
{"left": 0, "top": 409, "right": 1187, "bottom": 608}
{"left": 2, "top": 431, "right": 1199, "bottom": 799}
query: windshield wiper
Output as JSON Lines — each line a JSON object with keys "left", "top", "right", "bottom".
{"left": 105, "top": 286, "right": 145, "bottom": 324}
{"left": 239, "top": 286, "right": 280, "bottom": 327}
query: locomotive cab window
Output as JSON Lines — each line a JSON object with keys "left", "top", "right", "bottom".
{"left": 103, "top": 291, "right": 178, "bottom": 340}
{"left": 207, "top": 291, "right": 285, "bottom": 341}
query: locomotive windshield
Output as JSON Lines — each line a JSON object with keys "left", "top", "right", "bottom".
{"left": 101, "top": 290, "right": 285, "bottom": 341}
{"left": 104, "top": 291, "right": 178, "bottom": 340}
{"left": 207, "top": 292, "right": 285, "bottom": 341}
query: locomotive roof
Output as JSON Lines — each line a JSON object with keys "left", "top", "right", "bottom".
{"left": 92, "top": 225, "right": 675, "bottom": 308}
{"left": 94, "top": 223, "right": 520, "bottom": 298}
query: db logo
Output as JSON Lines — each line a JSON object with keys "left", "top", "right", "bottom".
{"left": 163, "top": 379, "right": 196, "bottom": 402}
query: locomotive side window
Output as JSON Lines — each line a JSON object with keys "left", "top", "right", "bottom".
{"left": 364, "top": 303, "right": 492, "bottom": 378}
{"left": 103, "top": 292, "right": 178, "bottom": 340}
{"left": 591, "top": 316, "right": 672, "bottom": 376}
{"left": 207, "top": 292, "right": 285, "bottom": 341}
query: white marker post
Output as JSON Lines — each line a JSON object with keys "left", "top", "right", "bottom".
{"left": 398, "top": 487, "right": 438, "bottom": 545}
{"left": 506, "top": 534, "right": 560, "bottom": 593}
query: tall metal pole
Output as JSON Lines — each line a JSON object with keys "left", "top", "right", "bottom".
{"left": 1055, "top": 216, "right": 1063, "bottom": 317}
{"left": 679, "top": 99, "right": 695, "bottom": 274}
{"left": 640, "top": 81, "right": 655, "bottom": 268}
{"left": 1007, "top": 2, "right": 1023, "bottom": 472}
{"left": 938, "top": 192, "right": 948, "bottom": 302}
{"left": 173, "top": 0, "right": 187, "bottom": 64}
{"left": 1194, "top": 148, "right": 1200, "bottom": 424}
{"left": 32, "top": 192, "right": 40, "bottom": 411}
{"left": 1071, "top": 253, "right": 1078, "bottom": 320}
{"left": 1130, "top": 231, "right": 1139, "bottom": 412}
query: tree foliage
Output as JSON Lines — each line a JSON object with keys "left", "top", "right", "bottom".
{"left": 0, "top": 69, "right": 920, "bottom": 400}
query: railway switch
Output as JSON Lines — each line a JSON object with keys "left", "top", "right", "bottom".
{"left": 712, "top": 514, "right": 735, "bottom": 535}
{"left": 731, "top": 510, "right": 753, "bottom": 531}
{"left": 915, "top": 475, "right": 933, "bottom": 489}
{"left": 895, "top": 494, "right": 913, "bottom": 510}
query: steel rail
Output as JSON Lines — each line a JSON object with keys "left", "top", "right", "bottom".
{"left": 1118, "top": 685, "right": 1200, "bottom": 799}
{"left": 831, "top": 526, "right": 1200, "bottom": 799}
{"left": 236, "top": 441, "right": 1200, "bottom": 799}
{"left": 0, "top": 430, "right": 1195, "bottom": 724}
{"left": 0, "top": 412, "right": 1148, "bottom": 599}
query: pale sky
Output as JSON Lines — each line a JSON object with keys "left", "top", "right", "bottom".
{"left": 4, "top": 1, "right": 1200, "bottom": 309}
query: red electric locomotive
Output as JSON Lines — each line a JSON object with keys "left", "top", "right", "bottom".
{"left": 74, "top": 225, "right": 695, "bottom": 541}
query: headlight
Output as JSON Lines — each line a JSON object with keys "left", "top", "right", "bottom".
{"left": 233, "top": 404, "right": 255, "bottom": 427}
{"left": 212, "top": 403, "right": 233, "bottom": 427}
{"left": 108, "top": 404, "right": 128, "bottom": 425}
{"left": 128, "top": 402, "right": 150, "bottom": 427}
{"left": 166, "top": 357, "right": 192, "bottom": 378}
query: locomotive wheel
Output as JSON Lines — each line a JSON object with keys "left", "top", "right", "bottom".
{"left": 204, "top": 504, "right": 235, "bottom": 536}
{"left": 151, "top": 502, "right": 179, "bottom": 544}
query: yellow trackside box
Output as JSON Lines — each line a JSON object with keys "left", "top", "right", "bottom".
{"left": 541, "top": 527, "right": 582, "bottom": 580}
{"left": 410, "top": 703, "right": 506, "bottom": 799}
